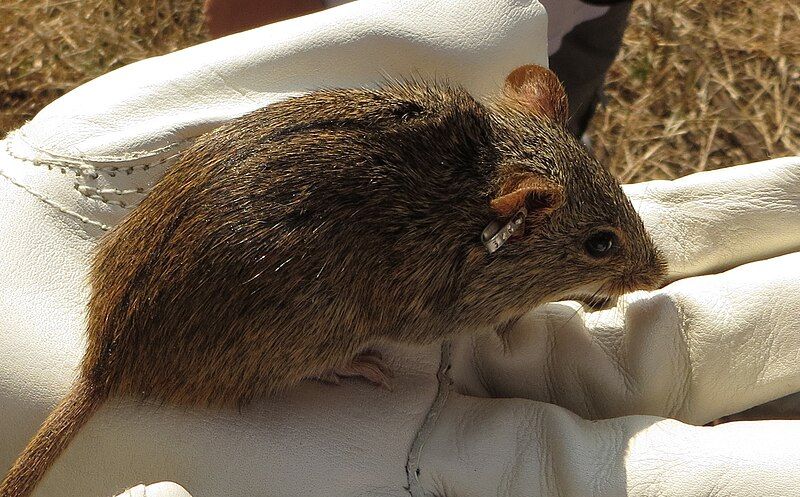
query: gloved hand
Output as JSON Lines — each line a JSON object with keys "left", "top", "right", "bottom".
{"left": 1, "top": 1, "right": 799, "bottom": 496}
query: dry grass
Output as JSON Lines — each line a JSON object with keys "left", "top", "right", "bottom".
{"left": 0, "top": 0, "right": 207, "bottom": 134}
{"left": 1, "top": 0, "right": 798, "bottom": 181}
{"left": 587, "top": 0, "right": 800, "bottom": 181}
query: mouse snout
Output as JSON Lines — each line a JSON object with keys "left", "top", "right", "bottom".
{"left": 620, "top": 250, "right": 669, "bottom": 293}
{"left": 623, "top": 272, "right": 662, "bottom": 293}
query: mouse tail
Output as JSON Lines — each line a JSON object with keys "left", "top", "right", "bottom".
{"left": 0, "top": 377, "right": 106, "bottom": 497}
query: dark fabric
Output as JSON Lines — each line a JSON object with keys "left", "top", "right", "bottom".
{"left": 549, "top": 1, "right": 632, "bottom": 137}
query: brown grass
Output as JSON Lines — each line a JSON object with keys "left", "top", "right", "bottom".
{"left": 587, "top": 0, "right": 800, "bottom": 181}
{"left": 1, "top": 0, "right": 798, "bottom": 181}
{"left": 0, "top": 0, "right": 207, "bottom": 134}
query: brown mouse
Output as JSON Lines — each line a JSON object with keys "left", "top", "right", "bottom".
{"left": 1, "top": 64, "right": 666, "bottom": 497}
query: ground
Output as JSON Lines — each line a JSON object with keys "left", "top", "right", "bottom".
{"left": 1, "top": 0, "right": 797, "bottom": 181}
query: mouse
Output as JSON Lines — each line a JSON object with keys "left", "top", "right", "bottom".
{"left": 1, "top": 64, "right": 666, "bottom": 497}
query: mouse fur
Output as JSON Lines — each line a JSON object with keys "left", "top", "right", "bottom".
{"left": 1, "top": 65, "right": 666, "bottom": 497}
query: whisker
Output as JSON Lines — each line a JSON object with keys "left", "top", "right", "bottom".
{"left": 616, "top": 293, "right": 628, "bottom": 315}
{"left": 552, "top": 304, "right": 583, "bottom": 336}
{"left": 552, "top": 284, "right": 606, "bottom": 335}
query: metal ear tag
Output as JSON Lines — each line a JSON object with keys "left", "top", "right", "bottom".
{"left": 481, "top": 206, "right": 528, "bottom": 254}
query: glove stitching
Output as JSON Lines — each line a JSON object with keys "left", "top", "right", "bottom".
{"left": 3, "top": 132, "right": 181, "bottom": 215}
{"left": 406, "top": 340, "right": 454, "bottom": 497}
{"left": 6, "top": 132, "right": 188, "bottom": 175}
{"left": 73, "top": 185, "right": 152, "bottom": 210}
{"left": 0, "top": 167, "right": 111, "bottom": 231}
{"left": 15, "top": 128, "right": 197, "bottom": 163}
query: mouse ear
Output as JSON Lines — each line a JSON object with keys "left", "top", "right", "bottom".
{"left": 503, "top": 64, "right": 569, "bottom": 124}
{"left": 491, "top": 174, "right": 564, "bottom": 218}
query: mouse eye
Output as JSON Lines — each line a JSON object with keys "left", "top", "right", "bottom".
{"left": 584, "top": 230, "right": 618, "bottom": 258}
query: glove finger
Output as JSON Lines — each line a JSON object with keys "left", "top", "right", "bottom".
{"left": 114, "top": 482, "right": 192, "bottom": 497}
{"left": 624, "top": 156, "right": 800, "bottom": 281}
{"left": 454, "top": 250, "right": 800, "bottom": 424}
{"left": 415, "top": 392, "right": 800, "bottom": 497}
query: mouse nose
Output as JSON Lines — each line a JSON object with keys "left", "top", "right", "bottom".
{"left": 618, "top": 241, "right": 668, "bottom": 292}
{"left": 630, "top": 274, "right": 663, "bottom": 292}
{"left": 644, "top": 249, "right": 669, "bottom": 289}
{"left": 622, "top": 258, "right": 668, "bottom": 293}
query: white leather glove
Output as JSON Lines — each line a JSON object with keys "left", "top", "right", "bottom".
{"left": 2, "top": 1, "right": 799, "bottom": 496}
{"left": 113, "top": 483, "right": 190, "bottom": 497}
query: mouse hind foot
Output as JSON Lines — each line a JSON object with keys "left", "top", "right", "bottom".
{"left": 315, "top": 349, "right": 394, "bottom": 390}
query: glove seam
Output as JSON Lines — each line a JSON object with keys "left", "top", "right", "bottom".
{"left": 406, "top": 340, "right": 454, "bottom": 497}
